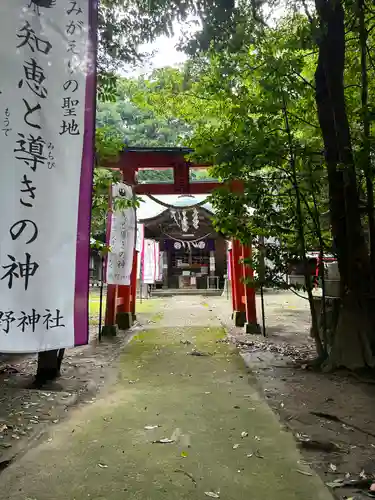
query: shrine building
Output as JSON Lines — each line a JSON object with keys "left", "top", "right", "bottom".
{"left": 137, "top": 194, "right": 228, "bottom": 292}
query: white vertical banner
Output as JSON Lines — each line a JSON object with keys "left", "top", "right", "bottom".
{"left": 158, "top": 250, "right": 164, "bottom": 281}
{"left": 154, "top": 241, "right": 160, "bottom": 281}
{"left": 136, "top": 223, "right": 144, "bottom": 279}
{"left": 106, "top": 183, "right": 136, "bottom": 285}
{"left": 142, "top": 239, "right": 156, "bottom": 284}
{"left": 0, "top": 1, "right": 97, "bottom": 352}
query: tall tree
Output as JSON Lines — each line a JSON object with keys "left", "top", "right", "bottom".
{"left": 132, "top": 3, "right": 375, "bottom": 369}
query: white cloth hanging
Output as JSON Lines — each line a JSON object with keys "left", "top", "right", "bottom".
{"left": 106, "top": 183, "right": 136, "bottom": 285}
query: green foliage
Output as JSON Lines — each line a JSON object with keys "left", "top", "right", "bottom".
{"left": 96, "top": 76, "right": 215, "bottom": 182}
{"left": 132, "top": 13, "right": 332, "bottom": 288}
{"left": 96, "top": 0, "right": 238, "bottom": 102}
{"left": 97, "top": 78, "right": 192, "bottom": 147}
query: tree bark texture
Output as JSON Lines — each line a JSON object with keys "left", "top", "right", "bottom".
{"left": 314, "top": 0, "right": 374, "bottom": 368}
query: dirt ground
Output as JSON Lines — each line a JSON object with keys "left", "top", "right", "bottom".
{"left": 0, "top": 291, "right": 375, "bottom": 499}
{"left": 208, "top": 291, "right": 375, "bottom": 500}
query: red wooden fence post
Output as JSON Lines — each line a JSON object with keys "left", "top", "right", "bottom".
{"left": 241, "top": 243, "right": 260, "bottom": 334}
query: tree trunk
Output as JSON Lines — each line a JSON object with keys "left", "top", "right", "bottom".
{"left": 358, "top": 0, "right": 375, "bottom": 282}
{"left": 314, "top": 0, "right": 374, "bottom": 368}
{"left": 34, "top": 349, "right": 65, "bottom": 386}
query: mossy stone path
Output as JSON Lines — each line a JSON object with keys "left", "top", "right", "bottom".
{"left": 1, "top": 299, "right": 332, "bottom": 500}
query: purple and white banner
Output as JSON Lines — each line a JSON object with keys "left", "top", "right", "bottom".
{"left": 0, "top": 1, "right": 97, "bottom": 352}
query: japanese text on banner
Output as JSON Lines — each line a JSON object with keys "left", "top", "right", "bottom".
{"left": 0, "top": 1, "right": 95, "bottom": 352}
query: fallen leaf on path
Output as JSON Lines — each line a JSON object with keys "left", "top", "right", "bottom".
{"left": 98, "top": 463, "right": 108, "bottom": 468}
{"left": 326, "top": 479, "right": 345, "bottom": 489}
{"left": 152, "top": 438, "right": 174, "bottom": 444}
{"left": 144, "top": 425, "right": 159, "bottom": 430}
{"left": 328, "top": 463, "right": 337, "bottom": 472}
{"left": 326, "top": 477, "right": 372, "bottom": 489}
{"left": 233, "top": 444, "right": 240, "bottom": 449}
{"left": 241, "top": 431, "right": 248, "bottom": 438}
{"left": 0, "top": 424, "right": 8, "bottom": 433}
{"left": 204, "top": 492, "right": 220, "bottom": 498}
{"left": 255, "top": 450, "right": 264, "bottom": 459}
{"left": 189, "top": 350, "right": 212, "bottom": 357}
{"left": 246, "top": 453, "right": 253, "bottom": 458}
{"left": 0, "top": 443, "right": 12, "bottom": 449}
{"left": 181, "top": 451, "right": 188, "bottom": 458}
{"left": 296, "top": 435, "right": 341, "bottom": 453}
{"left": 295, "top": 469, "right": 313, "bottom": 476}
{"left": 174, "top": 469, "right": 196, "bottom": 486}
{"left": 342, "top": 424, "right": 353, "bottom": 431}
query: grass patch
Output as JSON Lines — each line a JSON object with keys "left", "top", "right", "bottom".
{"left": 88, "top": 293, "right": 163, "bottom": 325}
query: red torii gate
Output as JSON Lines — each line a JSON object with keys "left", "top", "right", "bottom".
{"left": 103, "top": 147, "right": 259, "bottom": 334}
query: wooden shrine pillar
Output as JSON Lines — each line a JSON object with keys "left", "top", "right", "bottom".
{"left": 104, "top": 277, "right": 134, "bottom": 333}
{"left": 228, "top": 249, "right": 236, "bottom": 312}
{"left": 115, "top": 284, "right": 132, "bottom": 330}
{"left": 104, "top": 284, "right": 117, "bottom": 333}
{"left": 231, "top": 239, "right": 246, "bottom": 327}
{"left": 241, "top": 243, "right": 260, "bottom": 334}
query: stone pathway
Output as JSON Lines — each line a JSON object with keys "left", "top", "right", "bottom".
{"left": 0, "top": 296, "right": 332, "bottom": 500}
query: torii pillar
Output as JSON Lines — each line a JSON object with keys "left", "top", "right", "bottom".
{"left": 231, "top": 239, "right": 246, "bottom": 327}
{"left": 241, "top": 242, "right": 260, "bottom": 334}
{"left": 229, "top": 180, "right": 259, "bottom": 331}
{"left": 103, "top": 170, "right": 136, "bottom": 335}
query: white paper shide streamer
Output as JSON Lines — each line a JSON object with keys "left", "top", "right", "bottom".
{"left": 107, "top": 184, "right": 136, "bottom": 285}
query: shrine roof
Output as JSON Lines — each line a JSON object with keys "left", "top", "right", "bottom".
{"left": 137, "top": 195, "right": 213, "bottom": 222}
